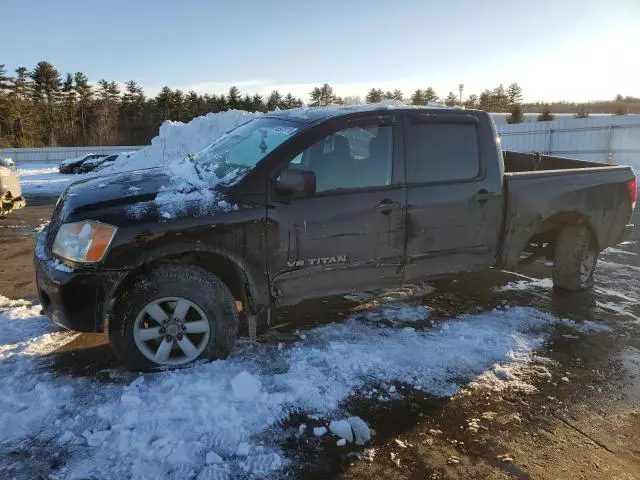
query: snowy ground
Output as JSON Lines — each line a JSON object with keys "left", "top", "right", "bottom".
{"left": 0, "top": 281, "right": 623, "bottom": 479}
{"left": 17, "top": 162, "right": 74, "bottom": 197}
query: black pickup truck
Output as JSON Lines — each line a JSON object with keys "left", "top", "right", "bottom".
{"left": 35, "top": 106, "right": 637, "bottom": 369}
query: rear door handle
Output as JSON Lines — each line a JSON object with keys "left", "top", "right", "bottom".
{"left": 475, "top": 189, "right": 490, "bottom": 205}
{"left": 377, "top": 199, "right": 401, "bottom": 214}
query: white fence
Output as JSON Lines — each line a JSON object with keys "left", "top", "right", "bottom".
{"left": 497, "top": 115, "right": 640, "bottom": 170}
{"left": 0, "top": 146, "right": 144, "bottom": 164}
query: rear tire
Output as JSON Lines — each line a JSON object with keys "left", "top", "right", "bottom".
{"left": 109, "top": 265, "right": 239, "bottom": 370}
{"left": 553, "top": 223, "right": 598, "bottom": 291}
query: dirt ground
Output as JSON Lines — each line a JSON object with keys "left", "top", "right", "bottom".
{"left": 1, "top": 202, "right": 639, "bottom": 480}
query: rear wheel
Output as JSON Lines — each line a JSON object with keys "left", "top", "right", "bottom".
{"left": 109, "top": 265, "right": 238, "bottom": 370}
{"left": 553, "top": 223, "right": 598, "bottom": 291}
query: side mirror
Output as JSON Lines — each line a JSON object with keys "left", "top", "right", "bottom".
{"left": 274, "top": 168, "right": 316, "bottom": 199}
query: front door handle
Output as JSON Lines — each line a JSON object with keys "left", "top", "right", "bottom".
{"left": 377, "top": 199, "right": 401, "bottom": 215}
{"left": 475, "top": 189, "right": 490, "bottom": 205}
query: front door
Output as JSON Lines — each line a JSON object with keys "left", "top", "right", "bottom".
{"left": 266, "top": 113, "right": 406, "bottom": 305}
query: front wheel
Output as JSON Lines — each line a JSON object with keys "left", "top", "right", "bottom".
{"left": 109, "top": 265, "right": 239, "bottom": 370}
{"left": 553, "top": 223, "right": 598, "bottom": 291}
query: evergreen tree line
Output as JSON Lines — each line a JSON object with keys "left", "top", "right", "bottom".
{"left": 0, "top": 61, "right": 304, "bottom": 148}
{"left": 2, "top": 61, "right": 639, "bottom": 147}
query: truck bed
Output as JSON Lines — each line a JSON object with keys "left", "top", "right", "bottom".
{"left": 499, "top": 151, "right": 635, "bottom": 268}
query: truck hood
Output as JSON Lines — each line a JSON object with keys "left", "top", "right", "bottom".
{"left": 59, "top": 166, "right": 237, "bottom": 223}
{"left": 65, "top": 168, "right": 168, "bottom": 210}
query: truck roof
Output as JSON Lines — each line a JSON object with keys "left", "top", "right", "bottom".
{"left": 266, "top": 103, "right": 467, "bottom": 125}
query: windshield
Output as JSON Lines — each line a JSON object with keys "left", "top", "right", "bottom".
{"left": 191, "top": 117, "right": 299, "bottom": 180}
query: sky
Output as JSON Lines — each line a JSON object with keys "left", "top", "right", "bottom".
{"left": 2, "top": 0, "right": 639, "bottom": 103}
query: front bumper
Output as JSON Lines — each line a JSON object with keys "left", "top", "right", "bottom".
{"left": 35, "top": 253, "right": 124, "bottom": 333}
{"left": 12, "top": 196, "right": 26, "bottom": 210}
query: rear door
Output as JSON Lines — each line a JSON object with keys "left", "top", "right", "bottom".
{"left": 265, "top": 113, "right": 406, "bottom": 304}
{"left": 403, "top": 111, "right": 503, "bottom": 280}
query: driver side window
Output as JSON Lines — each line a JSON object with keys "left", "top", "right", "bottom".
{"left": 287, "top": 124, "right": 393, "bottom": 194}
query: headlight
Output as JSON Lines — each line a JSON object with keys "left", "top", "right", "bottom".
{"left": 52, "top": 221, "right": 118, "bottom": 263}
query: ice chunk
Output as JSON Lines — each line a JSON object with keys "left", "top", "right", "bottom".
{"left": 236, "top": 442, "right": 251, "bottom": 457}
{"left": 59, "top": 430, "right": 81, "bottom": 445}
{"left": 197, "top": 464, "right": 230, "bottom": 480}
{"left": 83, "top": 429, "right": 111, "bottom": 447}
{"left": 313, "top": 426, "right": 327, "bottom": 437}
{"left": 329, "top": 419, "right": 353, "bottom": 442}
{"left": 336, "top": 438, "right": 347, "bottom": 447}
{"left": 298, "top": 424, "right": 307, "bottom": 435}
{"left": 231, "top": 371, "right": 261, "bottom": 400}
{"left": 206, "top": 452, "right": 223, "bottom": 464}
{"left": 348, "top": 417, "right": 371, "bottom": 445}
{"left": 242, "top": 453, "right": 283, "bottom": 475}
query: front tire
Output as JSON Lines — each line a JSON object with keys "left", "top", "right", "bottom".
{"left": 109, "top": 265, "right": 238, "bottom": 370}
{"left": 553, "top": 223, "right": 598, "bottom": 291}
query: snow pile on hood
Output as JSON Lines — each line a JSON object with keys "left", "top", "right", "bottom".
{"left": 101, "top": 110, "right": 259, "bottom": 175}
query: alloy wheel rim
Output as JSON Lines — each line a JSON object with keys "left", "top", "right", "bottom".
{"left": 580, "top": 249, "right": 597, "bottom": 283}
{"left": 133, "top": 297, "right": 211, "bottom": 366}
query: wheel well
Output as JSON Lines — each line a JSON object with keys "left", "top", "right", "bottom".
{"left": 522, "top": 212, "right": 599, "bottom": 260}
{"left": 106, "top": 252, "right": 254, "bottom": 332}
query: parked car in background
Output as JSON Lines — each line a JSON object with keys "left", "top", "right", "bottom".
{"left": 0, "top": 157, "right": 26, "bottom": 218}
{"left": 79, "top": 154, "right": 118, "bottom": 173}
{"left": 59, "top": 154, "right": 108, "bottom": 174}
{"left": 80, "top": 151, "right": 136, "bottom": 173}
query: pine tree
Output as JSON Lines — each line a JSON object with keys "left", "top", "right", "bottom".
{"left": 507, "top": 83, "right": 523, "bottom": 106}
{"left": 60, "top": 73, "right": 77, "bottom": 145}
{"left": 6, "top": 67, "right": 35, "bottom": 146}
{"left": 227, "top": 86, "right": 241, "bottom": 110}
{"left": 0, "top": 65, "right": 12, "bottom": 143}
{"left": 464, "top": 94, "right": 478, "bottom": 109}
{"left": 251, "top": 94, "right": 265, "bottom": 112}
{"left": 491, "top": 84, "right": 509, "bottom": 111}
{"left": 383, "top": 90, "right": 394, "bottom": 100}
{"left": 392, "top": 89, "right": 404, "bottom": 101}
{"left": 309, "top": 84, "right": 336, "bottom": 107}
{"left": 537, "top": 104, "right": 555, "bottom": 121}
{"left": 506, "top": 103, "right": 524, "bottom": 124}
{"left": 280, "top": 93, "right": 294, "bottom": 109}
{"left": 478, "top": 89, "right": 491, "bottom": 111}
{"left": 93, "top": 79, "right": 120, "bottom": 145}
{"left": 172, "top": 89, "right": 185, "bottom": 121}
{"left": 365, "top": 88, "right": 383, "bottom": 103}
{"left": 410, "top": 89, "right": 425, "bottom": 105}
{"left": 424, "top": 87, "right": 438, "bottom": 104}
{"left": 29, "top": 61, "right": 62, "bottom": 146}
{"left": 74, "top": 72, "right": 92, "bottom": 146}
{"left": 574, "top": 104, "right": 589, "bottom": 119}
{"left": 444, "top": 92, "right": 458, "bottom": 106}
{"left": 121, "top": 80, "right": 147, "bottom": 144}
{"left": 266, "top": 90, "right": 283, "bottom": 111}
{"left": 155, "top": 86, "right": 173, "bottom": 121}
{"left": 241, "top": 94, "right": 252, "bottom": 112}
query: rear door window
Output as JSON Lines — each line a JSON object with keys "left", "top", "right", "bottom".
{"left": 406, "top": 121, "right": 480, "bottom": 184}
